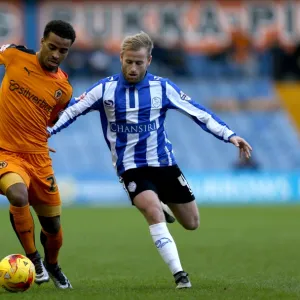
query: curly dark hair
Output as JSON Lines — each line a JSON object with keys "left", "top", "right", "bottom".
{"left": 43, "top": 20, "right": 76, "bottom": 44}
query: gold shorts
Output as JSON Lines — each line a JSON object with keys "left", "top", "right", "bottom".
{"left": 0, "top": 149, "right": 61, "bottom": 217}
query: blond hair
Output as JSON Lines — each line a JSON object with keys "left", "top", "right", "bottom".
{"left": 121, "top": 31, "right": 153, "bottom": 57}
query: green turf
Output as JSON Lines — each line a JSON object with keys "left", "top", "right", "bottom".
{"left": 0, "top": 205, "right": 299, "bottom": 299}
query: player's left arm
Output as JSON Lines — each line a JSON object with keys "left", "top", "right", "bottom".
{"left": 47, "top": 80, "right": 104, "bottom": 136}
{"left": 165, "top": 80, "right": 252, "bottom": 158}
{"left": 48, "top": 95, "right": 72, "bottom": 127}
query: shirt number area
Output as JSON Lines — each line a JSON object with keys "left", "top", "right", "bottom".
{"left": 46, "top": 175, "right": 58, "bottom": 192}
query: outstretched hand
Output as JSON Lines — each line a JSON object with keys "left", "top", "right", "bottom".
{"left": 229, "top": 136, "right": 252, "bottom": 159}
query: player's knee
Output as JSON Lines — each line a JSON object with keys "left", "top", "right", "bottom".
{"left": 141, "top": 205, "right": 165, "bottom": 224}
{"left": 39, "top": 216, "right": 61, "bottom": 234}
{"left": 6, "top": 183, "right": 28, "bottom": 207}
{"left": 183, "top": 216, "right": 200, "bottom": 230}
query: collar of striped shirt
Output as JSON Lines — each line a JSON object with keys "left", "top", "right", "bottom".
{"left": 119, "top": 71, "right": 150, "bottom": 90}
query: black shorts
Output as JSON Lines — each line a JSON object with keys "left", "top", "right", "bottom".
{"left": 120, "top": 165, "right": 195, "bottom": 204}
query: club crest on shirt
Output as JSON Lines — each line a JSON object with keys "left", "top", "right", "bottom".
{"left": 0, "top": 161, "right": 8, "bottom": 169}
{"left": 128, "top": 181, "right": 137, "bottom": 193}
{"left": 152, "top": 97, "right": 161, "bottom": 108}
{"left": 54, "top": 89, "right": 63, "bottom": 100}
{"left": 180, "top": 91, "right": 191, "bottom": 101}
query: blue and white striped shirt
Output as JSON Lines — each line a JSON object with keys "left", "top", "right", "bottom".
{"left": 48, "top": 72, "right": 236, "bottom": 175}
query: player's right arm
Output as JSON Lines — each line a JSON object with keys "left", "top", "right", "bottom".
{"left": 47, "top": 80, "right": 105, "bottom": 135}
{"left": 165, "top": 79, "right": 252, "bottom": 158}
{"left": 0, "top": 44, "right": 17, "bottom": 66}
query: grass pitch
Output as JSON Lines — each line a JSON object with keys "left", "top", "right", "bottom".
{"left": 0, "top": 205, "right": 299, "bottom": 299}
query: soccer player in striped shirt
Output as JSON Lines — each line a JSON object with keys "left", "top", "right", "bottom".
{"left": 48, "top": 32, "right": 252, "bottom": 289}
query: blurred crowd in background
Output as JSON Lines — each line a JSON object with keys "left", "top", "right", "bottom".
{"left": 62, "top": 29, "right": 300, "bottom": 82}
{"left": 0, "top": 0, "right": 300, "bottom": 176}
{"left": 1, "top": 0, "right": 300, "bottom": 203}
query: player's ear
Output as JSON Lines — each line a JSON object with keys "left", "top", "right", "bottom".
{"left": 40, "top": 38, "right": 45, "bottom": 47}
{"left": 147, "top": 55, "right": 152, "bottom": 66}
{"left": 120, "top": 54, "right": 123, "bottom": 63}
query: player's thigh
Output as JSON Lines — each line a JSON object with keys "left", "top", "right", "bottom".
{"left": 133, "top": 190, "right": 165, "bottom": 224}
{"left": 121, "top": 167, "right": 158, "bottom": 205}
{"left": 120, "top": 168, "right": 164, "bottom": 223}
{"left": 0, "top": 152, "right": 30, "bottom": 192}
{"left": 168, "top": 201, "right": 200, "bottom": 230}
{"left": 0, "top": 173, "right": 29, "bottom": 206}
{"left": 29, "top": 171, "right": 61, "bottom": 218}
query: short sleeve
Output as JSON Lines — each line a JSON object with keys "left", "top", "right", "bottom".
{"left": 0, "top": 44, "right": 16, "bottom": 66}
